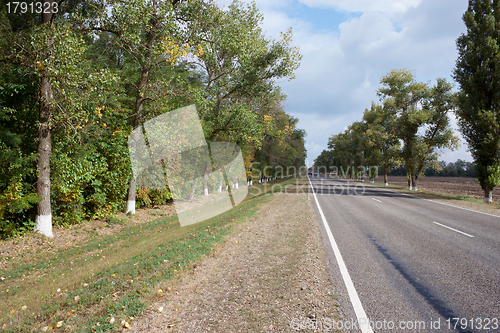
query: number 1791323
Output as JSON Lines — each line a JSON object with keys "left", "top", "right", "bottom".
{"left": 6, "top": 2, "right": 58, "bottom": 14}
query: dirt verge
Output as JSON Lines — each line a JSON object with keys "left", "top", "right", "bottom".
{"left": 126, "top": 186, "right": 341, "bottom": 332}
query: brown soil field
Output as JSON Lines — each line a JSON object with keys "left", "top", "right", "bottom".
{"left": 378, "top": 176, "right": 499, "bottom": 200}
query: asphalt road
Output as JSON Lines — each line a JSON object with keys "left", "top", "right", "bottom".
{"left": 308, "top": 176, "right": 500, "bottom": 333}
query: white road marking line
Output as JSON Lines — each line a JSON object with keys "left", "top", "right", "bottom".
{"left": 308, "top": 177, "right": 374, "bottom": 333}
{"left": 433, "top": 222, "right": 474, "bottom": 238}
{"left": 371, "top": 198, "right": 382, "bottom": 203}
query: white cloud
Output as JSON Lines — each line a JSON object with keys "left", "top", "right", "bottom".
{"left": 297, "top": 0, "right": 421, "bottom": 13}
{"left": 232, "top": 0, "right": 472, "bottom": 162}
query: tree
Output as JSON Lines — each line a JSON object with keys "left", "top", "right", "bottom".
{"left": 185, "top": 1, "right": 301, "bottom": 184}
{"left": 453, "top": 0, "right": 500, "bottom": 202}
{"left": 1, "top": 0, "right": 117, "bottom": 237}
{"left": 314, "top": 150, "right": 335, "bottom": 175}
{"left": 187, "top": 1, "right": 301, "bottom": 146}
{"left": 378, "top": 69, "right": 429, "bottom": 190}
{"left": 328, "top": 123, "right": 365, "bottom": 179}
{"left": 79, "top": 0, "right": 198, "bottom": 213}
{"left": 411, "top": 78, "right": 459, "bottom": 188}
{"left": 362, "top": 101, "right": 401, "bottom": 185}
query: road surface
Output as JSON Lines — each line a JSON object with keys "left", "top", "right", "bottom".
{"left": 308, "top": 176, "right": 500, "bottom": 333}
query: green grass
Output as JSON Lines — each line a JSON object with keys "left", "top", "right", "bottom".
{"left": 0, "top": 177, "right": 298, "bottom": 332}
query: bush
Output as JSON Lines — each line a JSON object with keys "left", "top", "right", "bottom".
{"left": 136, "top": 188, "right": 173, "bottom": 208}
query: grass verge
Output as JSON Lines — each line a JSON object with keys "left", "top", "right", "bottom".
{"left": 0, "top": 177, "right": 297, "bottom": 332}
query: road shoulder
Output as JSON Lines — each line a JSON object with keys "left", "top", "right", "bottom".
{"left": 127, "top": 186, "right": 341, "bottom": 332}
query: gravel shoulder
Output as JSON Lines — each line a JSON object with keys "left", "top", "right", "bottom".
{"left": 126, "top": 185, "right": 341, "bottom": 332}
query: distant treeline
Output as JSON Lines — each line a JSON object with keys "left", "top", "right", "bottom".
{"left": 389, "top": 160, "right": 475, "bottom": 178}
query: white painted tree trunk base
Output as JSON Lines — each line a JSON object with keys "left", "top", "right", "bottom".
{"left": 235, "top": 183, "right": 239, "bottom": 189}
{"left": 204, "top": 188, "right": 209, "bottom": 196}
{"left": 484, "top": 196, "right": 493, "bottom": 203}
{"left": 34, "top": 214, "right": 53, "bottom": 238}
{"left": 218, "top": 186, "right": 222, "bottom": 192}
{"left": 250, "top": 180, "right": 252, "bottom": 186}
{"left": 413, "top": 186, "right": 418, "bottom": 191}
{"left": 126, "top": 200, "right": 136, "bottom": 214}
{"left": 385, "top": 183, "right": 388, "bottom": 186}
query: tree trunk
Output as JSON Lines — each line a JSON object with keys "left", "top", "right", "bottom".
{"left": 188, "top": 181, "right": 195, "bottom": 200}
{"left": 125, "top": 178, "right": 137, "bottom": 214}
{"left": 484, "top": 184, "right": 493, "bottom": 203}
{"left": 125, "top": 0, "right": 158, "bottom": 213}
{"left": 202, "top": 160, "right": 210, "bottom": 196}
{"left": 384, "top": 170, "right": 388, "bottom": 186}
{"left": 34, "top": 3, "right": 55, "bottom": 238}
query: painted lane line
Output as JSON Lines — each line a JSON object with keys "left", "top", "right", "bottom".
{"left": 433, "top": 222, "right": 474, "bottom": 238}
{"left": 308, "top": 177, "right": 374, "bottom": 333}
{"left": 371, "top": 198, "right": 382, "bottom": 203}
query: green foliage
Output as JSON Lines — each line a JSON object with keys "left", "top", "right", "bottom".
{"left": 0, "top": 0, "right": 304, "bottom": 236}
{"left": 136, "top": 188, "right": 173, "bottom": 208}
{"left": 313, "top": 150, "right": 335, "bottom": 173}
{"left": 475, "top": 164, "right": 500, "bottom": 192}
{"left": 0, "top": 63, "right": 39, "bottom": 237}
{"left": 428, "top": 160, "right": 475, "bottom": 177}
{"left": 454, "top": 0, "right": 500, "bottom": 196}
{"left": 362, "top": 101, "right": 401, "bottom": 177}
{"left": 377, "top": 70, "right": 457, "bottom": 186}
{"left": 324, "top": 70, "right": 457, "bottom": 186}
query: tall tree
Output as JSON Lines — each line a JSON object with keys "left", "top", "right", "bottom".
{"left": 1, "top": 0, "right": 116, "bottom": 236}
{"left": 362, "top": 101, "right": 401, "bottom": 185}
{"left": 377, "top": 69, "right": 429, "bottom": 190}
{"left": 80, "top": 0, "right": 194, "bottom": 213}
{"left": 313, "top": 150, "right": 335, "bottom": 175}
{"left": 454, "top": 0, "right": 500, "bottom": 203}
{"left": 411, "top": 78, "right": 459, "bottom": 189}
{"left": 328, "top": 123, "right": 365, "bottom": 179}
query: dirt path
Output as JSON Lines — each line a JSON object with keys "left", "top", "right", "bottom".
{"left": 126, "top": 188, "right": 341, "bottom": 332}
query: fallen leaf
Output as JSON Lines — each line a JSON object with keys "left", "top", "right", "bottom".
{"left": 74, "top": 295, "right": 80, "bottom": 302}
{"left": 157, "top": 306, "right": 164, "bottom": 313}
{"left": 21, "top": 305, "right": 27, "bottom": 310}
{"left": 56, "top": 321, "right": 63, "bottom": 328}
{"left": 109, "top": 317, "right": 115, "bottom": 324}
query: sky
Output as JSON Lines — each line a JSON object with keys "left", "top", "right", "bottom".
{"left": 225, "top": 0, "right": 472, "bottom": 166}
